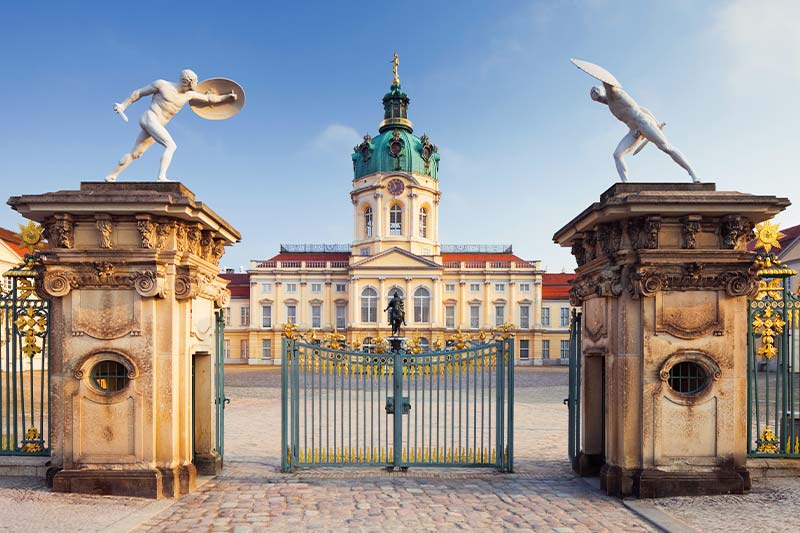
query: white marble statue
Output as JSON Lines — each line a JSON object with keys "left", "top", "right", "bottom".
{"left": 571, "top": 59, "right": 699, "bottom": 183}
{"left": 105, "top": 69, "right": 238, "bottom": 182}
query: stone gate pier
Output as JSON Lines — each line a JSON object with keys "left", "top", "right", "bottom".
{"left": 554, "top": 183, "right": 789, "bottom": 498}
{"left": 8, "top": 182, "right": 240, "bottom": 498}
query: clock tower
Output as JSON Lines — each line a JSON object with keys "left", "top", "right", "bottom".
{"left": 350, "top": 58, "right": 441, "bottom": 258}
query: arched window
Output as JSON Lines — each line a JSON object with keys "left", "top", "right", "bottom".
{"left": 418, "top": 337, "right": 430, "bottom": 352}
{"left": 387, "top": 287, "right": 404, "bottom": 300}
{"left": 413, "top": 287, "right": 430, "bottom": 323}
{"left": 365, "top": 207, "right": 373, "bottom": 238}
{"left": 361, "top": 287, "right": 377, "bottom": 323}
{"left": 390, "top": 205, "right": 402, "bottom": 236}
{"left": 419, "top": 207, "right": 428, "bottom": 238}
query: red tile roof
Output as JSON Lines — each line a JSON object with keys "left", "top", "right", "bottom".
{"left": 542, "top": 273, "right": 574, "bottom": 300}
{"left": 266, "top": 252, "right": 351, "bottom": 262}
{"left": 0, "top": 227, "right": 26, "bottom": 258}
{"left": 220, "top": 272, "right": 250, "bottom": 298}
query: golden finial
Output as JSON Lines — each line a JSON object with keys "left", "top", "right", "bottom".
{"left": 282, "top": 322, "right": 299, "bottom": 340}
{"left": 754, "top": 221, "right": 785, "bottom": 253}
{"left": 391, "top": 52, "right": 400, "bottom": 85}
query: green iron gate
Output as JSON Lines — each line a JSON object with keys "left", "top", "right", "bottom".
{"left": 567, "top": 309, "right": 582, "bottom": 469}
{"left": 281, "top": 336, "right": 514, "bottom": 471}
{"left": 214, "top": 309, "right": 229, "bottom": 460}
{"left": 1, "top": 257, "right": 50, "bottom": 456}
{"left": 747, "top": 234, "right": 800, "bottom": 457}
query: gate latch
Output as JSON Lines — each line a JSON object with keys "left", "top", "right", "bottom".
{"left": 385, "top": 396, "right": 411, "bottom": 415}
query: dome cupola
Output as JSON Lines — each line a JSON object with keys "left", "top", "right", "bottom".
{"left": 352, "top": 54, "right": 440, "bottom": 180}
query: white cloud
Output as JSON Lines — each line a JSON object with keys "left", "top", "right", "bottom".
{"left": 713, "top": 0, "right": 800, "bottom": 83}
{"left": 311, "top": 123, "right": 360, "bottom": 154}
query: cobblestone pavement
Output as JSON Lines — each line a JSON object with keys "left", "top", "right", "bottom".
{"left": 134, "top": 367, "right": 654, "bottom": 532}
{"left": 4, "top": 367, "right": 800, "bottom": 532}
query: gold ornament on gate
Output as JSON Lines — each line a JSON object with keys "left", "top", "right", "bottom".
{"left": 753, "top": 221, "right": 784, "bottom": 253}
{"left": 15, "top": 220, "right": 44, "bottom": 252}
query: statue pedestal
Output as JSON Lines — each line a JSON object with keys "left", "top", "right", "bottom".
{"left": 554, "top": 183, "right": 789, "bottom": 498}
{"left": 8, "top": 182, "right": 240, "bottom": 498}
{"left": 388, "top": 336, "right": 405, "bottom": 352}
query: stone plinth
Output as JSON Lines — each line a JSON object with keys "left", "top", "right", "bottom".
{"left": 8, "top": 182, "right": 240, "bottom": 498}
{"left": 554, "top": 183, "right": 790, "bottom": 498}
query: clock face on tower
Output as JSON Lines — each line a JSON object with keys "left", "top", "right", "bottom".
{"left": 387, "top": 179, "right": 405, "bottom": 196}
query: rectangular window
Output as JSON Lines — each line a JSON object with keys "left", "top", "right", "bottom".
{"left": 495, "top": 305, "right": 505, "bottom": 326}
{"left": 224, "top": 307, "right": 231, "bottom": 326}
{"left": 519, "top": 305, "right": 530, "bottom": 329}
{"left": 560, "top": 307, "right": 570, "bottom": 327}
{"left": 224, "top": 339, "right": 230, "bottom": 358}
{"left": 311, "top": 304, "right": 321, "bottom": 328}
{"left": 261, "top": 339, "right": 271, "bottom": 359}
{"left": 542, "top": 307, "right": 550, "bottom": 326}
{"left": 470, "top": 305, "right": 480, "bottom": 329}
{"left": 390, "top": 207, "right": 402, "bottom": 236}
{"left": 335, "top": 304, "right": 346, "bottom": 329}
{"left": 240, "top": 306, "right": 250, "bottom": 326}
{"left": 445, "top": 283, "right": 456, "bottom": 293}
{"left": 240, "top": 339, "right": 249, "bottom": 359}
{"left": 519, "top": 282, "right": 531, "bottom": 292}
{"left": 261, "top": 282, "right": 272, "bottom": 292}
{"left": 360, "top": 247, "right": 370, "bottom": 256}
{"left": 286, "top": 305, "right": 297, "bottom": 324}
{"left": 560, "top": 340, "right": 570, "bottom": 359}
{"left": 261, "top": 305, "right": 272, "bottom": 328}
{"left": 335, "top": 283, "right": 347, "bottom": 293}
{"left": 494, "top": 283, "right": 505, "bottom": 292}
{"left": 470, "top": 283, "right": 480, "bottom": 292}
{"left": 311, "top": 283, "right": 322, "bottom": 293}
{"left": 286, "top": 283, "right": 297, "bottom": 293}
{"left": 445, "top": 305, "right": 455, "bottom": 328}
{"left": 542, "top": 340, "right": 550, "bottom": 360}
{"left": 520, "top": 339, "right": 530, "bottom": 359}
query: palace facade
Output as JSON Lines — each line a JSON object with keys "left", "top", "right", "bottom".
{"left": 220, "top": 67, "right": 575, "bottom": 365}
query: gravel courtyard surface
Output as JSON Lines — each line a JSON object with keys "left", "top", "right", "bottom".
{"left": 2, "top": 366, "right": 800, "bottom": 532}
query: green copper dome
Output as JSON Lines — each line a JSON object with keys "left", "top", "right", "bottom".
{"left": 352, "top": 83, "right": 440, "bottom": 180}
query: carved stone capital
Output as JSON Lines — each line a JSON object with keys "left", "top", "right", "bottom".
{"left": 628, "top": 216, "right": 661, "bottom": 250}
{"left": 186, "top": 225, "right": 202, "bottom": 255}
{"left": 598, "top": 222, "right": 622, "bottom": 257}
{"left": 40, "top": 265, "right": 165, "bottom": 298}
{"left": 175, "top": 223, "right": 188, "bottom": 253}
{"left": 133, "top": 270, "right": 166, "bottom": 298}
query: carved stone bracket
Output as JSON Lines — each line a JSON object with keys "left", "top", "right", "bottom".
{"left": 571, "top": 238, "right": 586, "bottom": 267}
{"left": 45, "top": 214, "right": 74, "bottom": 249}
{"left": 598, "top": 222, "right": 623, "bottom": 257}
{"left": 95, "top": 215, "right": 113, "bottom": 249}
{"left": 719, "top": 215, "right": 754, "bottom": 250}
{"left": 628, "top": 216, "right": 661, "bottom": 250}
{"left": 136, "top": 218, "right": 156, "bottom": 249}
{"left": 156, "top": 222, "right": 172, "bottom": 249}
{"left": 175, "top": 223, "right": 188, "bottom": 252}
{"left": 681, "top": 216, "right": 701, "bottom": 249}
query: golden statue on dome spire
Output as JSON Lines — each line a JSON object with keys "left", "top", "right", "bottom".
{"left": 391, "top": 52, "right": 400, "bottom": 85}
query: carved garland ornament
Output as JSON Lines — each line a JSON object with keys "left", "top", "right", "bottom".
{"left": 137, "top": 219, "right": 156, "bottom": 249}
{"left": 630, "top": 268, "right": 757, "bottom": 299}
{"left": 42, "top": 265, "right": 165, "bottom": 298}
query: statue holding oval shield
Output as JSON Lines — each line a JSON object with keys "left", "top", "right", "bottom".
{"left": 105, "top": 70, "right": 245, "bottom": 182}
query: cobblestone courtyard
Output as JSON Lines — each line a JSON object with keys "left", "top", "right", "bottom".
{"left": 2, "top": 367, "right": 800, "bottom": 532}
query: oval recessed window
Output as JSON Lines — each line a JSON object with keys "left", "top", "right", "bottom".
{"left": 668, "top": 361, "right": 710, "bottom": 395}
{"left": 90, "top": 360, "right": 130, "bottom": 393}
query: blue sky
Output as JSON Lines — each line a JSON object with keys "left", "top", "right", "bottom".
{"left": 2, "top": 0, "right": 798, "bottom": 272}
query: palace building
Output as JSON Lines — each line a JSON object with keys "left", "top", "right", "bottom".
{"left": 221, "top": 64, "right": 575, "bottom": 365}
